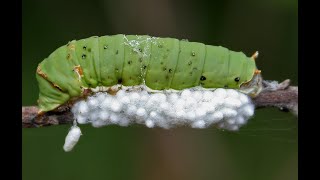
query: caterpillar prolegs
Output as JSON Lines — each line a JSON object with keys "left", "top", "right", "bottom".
{"left": 36, "top": 34, "right": 262, "bottom": 113}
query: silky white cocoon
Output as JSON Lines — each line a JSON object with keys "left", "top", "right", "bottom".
{"left": 63, "top": 125, "right": 82, "bottom": 152}
{"left": 145, "top": 119, "right": 155, "bottom": 128}
{"left": 77, "top": 101, "right": 89, "bottom": 115}
{"left": 75, "top": 115, "right": 87, "bottom": 124}
{"left": 209, "top": 112, "right": 224, "bottom": 123}
{"left": 92, "top": 119, "right": 108, "bottom": 128}
{"left": 110, "top": 101, "right": 122, "bottom": 112}
{"left": 192, "top": 120, "right": 206, "bottom": 129}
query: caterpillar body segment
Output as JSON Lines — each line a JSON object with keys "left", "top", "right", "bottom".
{"left": 36, "top": 34, "right": 262, "bottom": 113}
{"left": 74, "top": 37, "right": 100, "bottom": 87}
{"left": 98, "top": 34, "right": 125, "bottom": 86}
{"left": 122, "top": 35, "right": 152, "bottom": 86}
{"left": 145, "top": 37, "right": 180, "bottom": 90}
{"left": 170, "top": 41, "right": 206, "bottom": 90}
{"left": 201, "top": 46, "right": 229, "bottom": 88}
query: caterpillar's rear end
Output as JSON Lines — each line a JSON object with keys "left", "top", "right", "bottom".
{"left": 36, "top": 34, "right": 262, "bottom": 113}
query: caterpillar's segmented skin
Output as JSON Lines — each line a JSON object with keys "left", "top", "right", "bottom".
{"left": 36, "top": 34, "right": 261, "bottom": 113}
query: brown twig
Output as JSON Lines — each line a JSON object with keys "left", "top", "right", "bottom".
{"left": 253, "top": 79, "right": 298, "bottom": 115}
{"left": 22, "top": 79, "right": 298, "bottom": 128}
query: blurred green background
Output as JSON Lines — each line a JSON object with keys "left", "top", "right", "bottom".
{"left": 22, "top": 0, "right": 298, "bottom": 180}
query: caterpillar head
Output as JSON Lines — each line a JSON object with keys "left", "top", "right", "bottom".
{"left": 239, "top": 51, "right": 263, "bottom": 97}
{"left": 239, "top": 69, "right": 263, "bottom": 97}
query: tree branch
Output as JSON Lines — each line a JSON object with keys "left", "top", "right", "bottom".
{"left": 253, "top": 79, "right": 298, "bottom": 115}
{"left": 22, "top": 79, "right": 298, "bottom": 128}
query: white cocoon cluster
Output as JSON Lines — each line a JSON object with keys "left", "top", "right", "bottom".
{"left": 63, "top": 125, "right": 82, "bottom": 152}
{"left": 71, "top": 85, "right": 255, "bottom": 131}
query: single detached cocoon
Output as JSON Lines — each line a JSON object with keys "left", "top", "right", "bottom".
{"left": 63, "top": 125, "right": 82, "bottom": 152}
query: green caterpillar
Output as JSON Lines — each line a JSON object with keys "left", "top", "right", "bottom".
{"left": 36, "top": 34, "right": 262, "bottom": 113}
